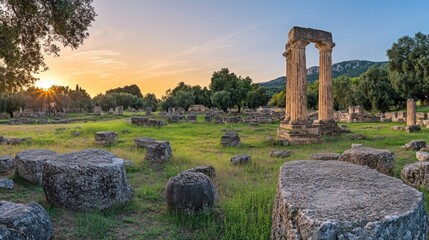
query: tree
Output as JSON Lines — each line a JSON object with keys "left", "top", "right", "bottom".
{"left": 307, "top": 81, "right": 319, "bottom": 110}
{"left": 4, "top": 94, "right": 27, "bottom": 117}
{"left": 268, "top": 90, "right": 286, "bottom": 108}
{"left": 143, "top": 93, "right": 159, "bottom": 111}
{"left": 106, "top": 84, "right": 143, "bottom": 98}
{"left": 209, "top": 68, "right": 253, "bottom": 112}
{"left": 333, "top": 76, "right": 356, "bottom": 110}
{"left": 387, "top": 32, "right": 429, "bottom": 102}
{"left": 0, "top": 0, "right": 96, "bottom": 93}
{"left": 93, "top": 94, "right": 116, "bottom": 111}
{"left": 210, "top": 91, "right": 231, "bottom": 112}
{"left": 192, "top": 85, "right": 211, "bottom": 107}
{"left": 174, "top": 90, "right": 195, "bottom": 111}
{"left": 247, "top": 87, "right": 270, "bottom": 109}
{"left": 358, "top": 68, "right": 397, "bottom": 112}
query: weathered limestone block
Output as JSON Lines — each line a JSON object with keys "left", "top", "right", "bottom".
{"left": 270, "top": 150, "right": 292, "bottom": 158}
{"left": 221, "top": 131, "right": 240, "bottom": 147}
{"left": 165, "top": 171, "right": 216, "bottom": 214}
{"left": 0, "top": 179, "right": 13, "bottom": 190}
{"left": 310, "top": 153, "right": 340, "bottom": 160}
{"left": 115, "top": 106, "right": 124, "bottom": 115}
{"left": 401, "top": 162, "right": 429, "bottom": 188}
{"left": 0, "top": 156, "right": 15, "bottom": 175}
{"left": 184, "top": 166, "right": 216, "bottom": 179}
{"left": 392, "top": 126, "right": 405, "bottom": 131}
{"left": 16, "top": 149, "right": 58, "bottom": 185}
{"left": 271, "top": 160, "right": 428, "bottom": 239}
{"left": 231, "top": 154, "right": 251, "bottom": 165}
{"left": 94, "top": 106, "right": 102, "bottom": 115}
{"left": 6, "top": 137, "right": 32, "bottom": 145}
{"left": 42, "top": 149, "right": 134, "bottom": 211}
{"left": 404, "top": 140, "right": 427, "bottom": 151}
{"left": 95, "top": 131, "right": 117, "bottom": 145}
{"left": 338, "top": 146, "right": 395, "bottom": 175}
{"left": 406, "top": 125, "right": 421, "bottom": 133}
{"left": 417, "top": 151, "right": 429, "bottom": 162}
{"left": 131, "top": 116, "right": 149, "bottom": 125}
{"left": 134, "top": 137, "right": 155, "bottom": 148}
{"left": 0, "top": 201, "right": 53, "bottom": 240}
{"left": 145, "top": 141, "right": 172, "bottom": 164}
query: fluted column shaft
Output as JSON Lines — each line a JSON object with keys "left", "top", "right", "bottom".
{"left": 407, "top": 99, "right": 416, "bottom": 126}
{"left": 290, "top": 40, "right": 309, "bottom": 123}
{"left": 284, "top": 45, "right": 292, "bottom": 121}
{"left": 316, "top": 42, "right": 335, "bottom": 121}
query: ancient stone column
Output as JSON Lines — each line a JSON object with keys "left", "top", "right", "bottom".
{"left": 316, "top": 42, "right": 335, "bottom": 121}
{"left": 289, "top": 40, "right": 309, "bottom": 123}
{"left": 284, "top": 44, "right": 292, "bottom": 121}
{"left": 407, "top": 99, "right": 416, "bottom": 126}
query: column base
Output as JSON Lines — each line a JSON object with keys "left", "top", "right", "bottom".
{"left": 314, "top": 119, "right": 342, "bottom": 136}
{"left": 277, "top": 121, "right": 321, "bottom": 145}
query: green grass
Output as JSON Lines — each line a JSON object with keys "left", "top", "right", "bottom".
{"left": 0, "top": 115, "right": 428, "bottom": 239}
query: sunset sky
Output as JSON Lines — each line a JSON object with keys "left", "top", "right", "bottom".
{"left": 36, "top": 0, "right": 429, "bottom": 97}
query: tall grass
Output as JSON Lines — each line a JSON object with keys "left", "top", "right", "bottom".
{"left": 0, "top": 115, "right": 428, "bottom": 239}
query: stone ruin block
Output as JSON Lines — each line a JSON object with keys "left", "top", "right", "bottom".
{"left": 134, "top": 137, "right": 155, "bottom": 148}
{"left": 404, "top": 140, "right": 427, "bottom": 151}
{"left": 165, "top": 171, "right": 216, "bottom": 214}
{"left": 0, "top": 201, "right": 53, "bottom": 239}
{"left": 271, "top": 160, "right": 428, "bottom": 239}
{"left": 94, "top": 106, "right": 102, "bottom": 116}
{"left": 145, "top": 141, "right": 172, "bottom": 164}
{"left": 231, "top": 154, "right": 251, "bottom": 165}
{"left": 184, "top": 166, "right": 216, "bottom": 179}
{"left": 310, "top": 152, "right": 341, "bottom": 160}
{"left": 95, "top": 131, "right": 118, "bottom": 145}
{"left": 131, "top": 116, "right": 149, "bottom": 125}
{"left": 115, "top": 106, "right": 124, "bottom": 115}
{"left": 146, "top": 107, "right": 152, "bottom": 115}
{"left": 16, "top": 149, "right": 58, "bottom": 185}
{"left": 221, "top": 131, "right": 240, "bottom": 147}
{"left": 0, "top": 155, "right": 15, "bottom": 175}
{"left": 338, "top": 146, "right": 395, "bottom": 175}
{"left": 43, "top": 149, "right": 134, "bottom": 211}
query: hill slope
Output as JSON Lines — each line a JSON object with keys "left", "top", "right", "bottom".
{"left": 260, "top": 60, "right": 387, "bottom": 95}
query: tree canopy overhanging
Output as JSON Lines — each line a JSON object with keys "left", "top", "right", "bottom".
{"left": 0, "top": 0, "right": 96, "bottom": 93}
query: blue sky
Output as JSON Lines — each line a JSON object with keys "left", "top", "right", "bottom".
{"left": 38, "top": 0, "right": 429, "bottom": 96}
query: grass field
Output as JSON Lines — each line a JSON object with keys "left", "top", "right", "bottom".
{"left": 0, "top": 114, "right": 428, "bottom": 239}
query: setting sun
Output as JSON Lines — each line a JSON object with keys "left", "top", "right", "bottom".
{"left": 35, "top": 78, "right": 56, "bottom": 90}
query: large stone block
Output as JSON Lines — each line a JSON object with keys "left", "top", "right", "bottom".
{"left": 165, "top": 171, "right": 216, "bottom": 214}
{"left": 95, "top": 131, "right": 117, "bottom": 145}
{"left": 15, "top": 149, "right": 58, "bottom": 185}
{"left": 338, "top": 146, "right": 395, "bottom": 175}
{"left": 0, "top": 201, "right": 53, "bottom": 240}
{"left": 271, "top": 160, "right": 427, "bottom": 239}
{"left": 43, "top": 149, "right": 134, "bottom": 211}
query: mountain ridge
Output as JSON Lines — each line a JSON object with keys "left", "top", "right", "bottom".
{"left": 259, "top": 60, "right": 387, "bottom": 95}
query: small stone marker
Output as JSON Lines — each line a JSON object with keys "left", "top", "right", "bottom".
{"left": 221, "top": 131, "right": 240, "bottom": 147}
{"left": 404, "top": 140, "right": 426, "bottom": 151}
{"left": 95, "top": 131, "right": 117, "bottom": 145}
{"left": 0, "top": 201, "right": 53, "bottom": 239}
{"left": 231, "top": 154, "right": 251, "bottom": 165}
{"left": 417, "top": 151, "right": 429, "bottom": 162}
{"left": 270, "top": 150, "right": 292, "bottom": 158}
{"left": 145, "top": 141, "right": 172, "bottom": 164}
{"left": 271, "top": 160, "right": 428, "bottom": 239}
{"left": 165, "top": 171, "right": 216, "bottom": 214}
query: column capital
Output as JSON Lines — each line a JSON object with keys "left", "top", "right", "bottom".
{"left": 283, "top": 43, "right": 292, "bottom": 59}
{"left": 290, "top": 39, "right": 309, "bottom": 49}
{"left": 315, "top": 42, "right": 335, "bottom": 52}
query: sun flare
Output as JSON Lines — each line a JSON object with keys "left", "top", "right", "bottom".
{"left": 35, "top": 78, "right": 57, "bottom": 90}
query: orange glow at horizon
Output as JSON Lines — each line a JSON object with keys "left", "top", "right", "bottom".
{"left": 34, "top": 78, "right": 58, "bottom": 90}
